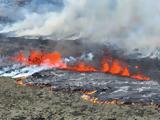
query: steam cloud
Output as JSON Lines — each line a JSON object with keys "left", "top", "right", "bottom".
{"left": 1, "top": 0, "right": 160, "bottom": 53}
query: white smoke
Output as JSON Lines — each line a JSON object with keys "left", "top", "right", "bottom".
{"left": 1, "top": 0, "right": 160, "bottom": 52}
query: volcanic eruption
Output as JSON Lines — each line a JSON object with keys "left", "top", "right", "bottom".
{"left": 13, "top": 50, "right": 150, "bottom": 81}
{"left": 0, "top": 0, "right": 160, "bottom": 105}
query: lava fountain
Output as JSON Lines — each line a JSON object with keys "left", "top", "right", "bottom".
{"left": 13, "top": 50, "right": 150, "bottom": 81}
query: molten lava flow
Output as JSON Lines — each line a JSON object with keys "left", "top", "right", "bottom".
{"left": 28, "top": 51, "right": 43, "bottom": 65}
{"left": 14, "top": 50, "right": 150, "bottom": 81}
{"left": 68, "top": 62, "right": 97, "bottom": 72}
{"left": 81, "top": 94, "right": 122, "bottom": 104}
{"left": 15, "top": 51, "right": 26, "bottom": 63}
{"left": 80, "top": 90, "right": 97, "bottom": 95}
{"left": 110, "top": 60, "right": 122, "bottom": 74}
{"left": 16, "top": 78, "right": 26, "bottom": 86}
{"left": 101, "top": 59, "right": 110, "bottom": 72}
{"left": 131, "top": 74, "right": 150, "bottom": 81}
{"left": 101, "top": 58, "right": 130, "bottom": 77}
{"left": 14, "top": 51, "right": 67, "bottom": 68}
{"left": 121, "top": 67, "right": 130, "bottom": 77}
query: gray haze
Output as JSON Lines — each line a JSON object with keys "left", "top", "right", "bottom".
{"left": 0, "top": 0, "right": 160, "bottom": 54}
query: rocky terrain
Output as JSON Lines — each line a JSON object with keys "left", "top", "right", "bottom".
{"left": 1, "top": 77, "right": 160, "bottom": 120}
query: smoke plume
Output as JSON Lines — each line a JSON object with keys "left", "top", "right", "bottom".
{"left": 1, "top": 0, "right": 160, "bottom": 53}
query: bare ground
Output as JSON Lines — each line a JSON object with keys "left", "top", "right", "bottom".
{"left": 0, "top": 77, "right": 160, "bottom": 120}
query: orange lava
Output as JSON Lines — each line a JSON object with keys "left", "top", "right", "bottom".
{"left": 131, "top": 74, "right": 150, "bottom": 81}
{"left": 16, "top": 78, "right": 26, "bottom": 86}
{"left": 101, "top": 59, "right": 130, "bottom": 77}
{"left": 81, "top": 94, "right": 122, "bottom": 104}
{"left": 80, "top": 90, "right": 97, "bottom": 95}
{"left": 68, "top": 62, "right": 97, "bottom": 72}
{"left": 13, "top": 50, "right": 150, "bottom": 81}
{"left": 15, "top": 51, "right": 26, "bottom": 63}
{"left": 101, "top": 59, "right": 110, "bottom": 72}
{"left": 121, "top": 67, "right": 130, "bottom": 77}
{"left": 14, "top": 51, "right": 66, "bottom": 68}
{"left": 110, "top": 60, "right": 122, "bottom": 74}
